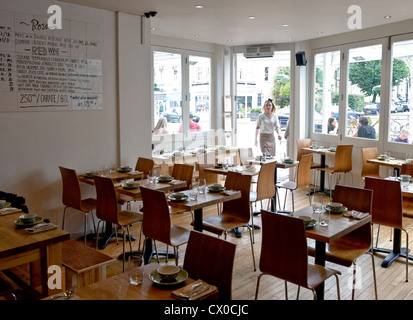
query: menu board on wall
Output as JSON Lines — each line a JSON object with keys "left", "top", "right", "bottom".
{"left": 0, "top": 9, "right": 102, "bottom": 112}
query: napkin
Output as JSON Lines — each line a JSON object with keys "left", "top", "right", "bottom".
{"left": 221, "top": 190, "right": 239, "bottom": 196}
{"left": 127, "top": 170, "right": 142, "bottom": 175}
{"left": 0, "top": 207, "right": 22, "bottom": 215}
{"left": 25, "top": 223, "right": 58, "bottom": 233}
{"left": 171, "top": 279, "right": 217, "bottom": 300}
{"left": 169, "top": 180, "right": 184, "bottom": 185}
{"left": 343, "top": 210, "right": 369, "bottom": 220}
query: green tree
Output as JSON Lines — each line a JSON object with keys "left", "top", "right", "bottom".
{"left": 349, "top": 59, "right": 410, "bottom": 102}
{"left": 273, "top": 67, "right": 290, "bottom": 107}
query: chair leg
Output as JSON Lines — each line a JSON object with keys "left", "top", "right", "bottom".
{"left": 404, "top": 228, "right": 409, "bottom": 282}
{"left": 122, "top": 227, "right": 126, "bottom": 272}
{"left": 351, "top": 262, "right": 357, "bottom": 300}
{"left": 296, "top": 286, "right": 300, "bottom": 300}
{"left": 367, "top": 252, "right": 378, "bottom": 299}
{"left": 284, "top": 281, "right": 289, "bottom": 300}
{"left": 95, "top": 220, "right": 102, "bottom": 249}
{"left": 62, "top": 206, "right": 68, "bottom": 229}
{"left": 291, "top": 190, "right": 295, "bottom": 212}
{"left": 84, "top": 213, "right": 88, "bottom": 244}
{"left": 335, "top": 274, "right": 341, "bottom": 300}
{"left": 153, "top": 240, "right": 160, "bottom": 263}
{"left": 254, "top": 273, "right": 265, "bottom": 300}
{"left": 250, "top": 202, "right": 255, "bottom": 244}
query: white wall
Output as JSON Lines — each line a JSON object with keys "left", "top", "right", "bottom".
{"left": 0, "top": 0, "right": 152, "bottom": 235}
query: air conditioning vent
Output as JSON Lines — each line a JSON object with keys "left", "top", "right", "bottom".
{"left": 244, "top": 46, "right": 274, "bottom": 58}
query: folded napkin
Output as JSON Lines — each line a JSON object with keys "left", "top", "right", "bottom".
{"left": 221, "top": 190, "right": 239, "bottom": 196}
{"left": 171, "top": 279, "right": 217, "bottom": 300}
{"left": 25, "top": 223, "right": 58, "bottom": 233}
{"left": 343, "top": 210, "right": 369, "bottom": 220}
{"left": 0, "top": 207, "right": 22, "bottom": 215}
{"left": 127, "top": 170, "right": 142, "bottom": 175}
{"left": 169, "top": 180, "right": 184, "bottom": 185}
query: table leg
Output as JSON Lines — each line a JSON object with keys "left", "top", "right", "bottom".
{"left": 314, "top": 240, "right": 326, "bottom": 300}
{"left": 98, "top": 222, "right": 135, "bottom": 250}
{"left": 194, "top": 208, "right": 203, "bottom": 232}
{"left": 373, "top": 228, "right": 413, "bottom": 267}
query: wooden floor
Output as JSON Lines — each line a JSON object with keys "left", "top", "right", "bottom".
{"left": 89, "top": 183, "right": 413, "bottom": 301}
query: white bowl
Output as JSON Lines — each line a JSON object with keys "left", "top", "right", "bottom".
{"left": 327, "top": 202, "right": 343, "bottom": 208}
{"left": 298, "top": 215, "right": 312, "bottom": 222}
{"left": 157, "top": 265, "right": 180, "bottom": 281}
{"left": 19, "top": 213, "right": 37, "bottom": 223}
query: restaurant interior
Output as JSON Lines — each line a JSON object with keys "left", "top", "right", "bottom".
{"left": 2, "top": 0, "right": 413, "bottom": 305}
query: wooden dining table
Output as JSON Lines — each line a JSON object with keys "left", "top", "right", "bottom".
{"left": 167, "top": 189, "right": 241, "bottom": 233}
{"left": 0, "top": 211, "right": 70, "bottom": 297}
{"left": 77, "top": 169, "right": 143, "bottom": 185}
{"left": 75, "top": 263, "right": 218, "bottom": 300}
{"left": 367, "top": 158, "right": 404, "bottom": 176}
{"left": 291, "top": 206, "right": 371, "bottom": 300}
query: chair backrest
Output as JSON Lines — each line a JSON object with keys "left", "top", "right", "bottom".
{"left": 333, "top": 144, "right": 353, "bottom": 172}
{"left": 332, "top": 184, "right": 373, "bottom": 246}
{"left": 401, "top": 163, "right": 413, "bottom": 175}
{"left": 140, "top": 186, "right": 172, "bottom": 245}
{"left": 222, "top": 171, "right": 252, "bottom": 222}
{"left": 93, "top": 175, "right": 120, "bottom": 225}
{"left": 183, "top": 231, "right": 236, "bottom": 300}
{"left": 364, "top": 177, "right": 403, "bottom": 229}
{"left": 361, "top": 147, "right": 380, "bottom": 178}
{"left": 59, "top": 166, "right": 82, "bottom": 210}
{"left": 135, "top": 157, "right": 155, "bottom": 178}
{"left": 239, "top": 148, "right": 254, "bottom": 165}
{"left": 255, "top": 161, "right": 277, "bottom": 201}
{"left": 171, "top": 163, "right": 194, "bottom": 190}
{"left": 260, "top": 210, "right": 309, "bottom": 287}
{"left": 296, "top": 139, "right": 312, "bottom": 162}
{"left": 296, "top": 154, "right": 312, "bottom": 189}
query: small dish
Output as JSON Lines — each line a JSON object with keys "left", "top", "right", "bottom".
{"left": 157, "top": 175, "right": 174, "bottom": 183}
{"left": 14, "top": 216, "right": 44, "bottom": 227}
{"left": 19, "top": 213, "right": 37, "bottom": 223}
{"left": 168, "top": 193, "right": 189, "bottom": 202}
{"left": 118, "top": 166, "right": 132, "bottom": 173}
{"left": 325, "top": 205, "right": 347, "bottom": 214}
{"left": 122, "top": 182, "right": 139, "bottom": 190}
{"left": 157, "top": 265, "right": 180, "bottom": 281}
{"left": 83, "top": 171, "right": 98, "bottom": 178}
{"left": 305, "top": 219, "right": 318, "bottom": 229}
{"left": 327, "top": 202, "right": 343, "bottom": 208}
{"left": 150, "top": 268, "right": 188, "bottom": 286}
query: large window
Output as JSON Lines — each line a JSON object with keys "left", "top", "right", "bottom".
{"left": 389, "top": 39, "right": 413, "bottom": 144}
{"left": 313, "top": 51, "right": 340, "bottom": 135}
{"left": 152, "top": 50, "right": 211, "bottom": 152}
{"left": 346, "top": 44, "right": 382, "bottom": 140}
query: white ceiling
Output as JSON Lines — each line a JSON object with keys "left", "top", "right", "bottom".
{"left": 60, "top": 0, "right": 413, "bottom": 46}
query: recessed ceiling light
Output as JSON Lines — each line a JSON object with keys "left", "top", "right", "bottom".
{"left": 288, "top": 37, "right": 293, "bottom": 40}
{"left": 282, "top": 24, "right": 289, "bottom": 27}
{"left": 316, "top": 31, "right": 323, "bottom": 35}
{"left": 384, "top": 15, "right": 392, "bottom": 19}
{"left": 248, "top": 16, "right": 256, "bottom": 20}
{"left": 151, "top": 27, "right": 156, "bottom": 31}
{"left": 195, "top": 5, "right": 203, "bottom": 9}
{"left": 194, "top": 34, "right": 200, "bottom": 37}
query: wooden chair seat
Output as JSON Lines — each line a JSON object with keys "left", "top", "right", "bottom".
{"left": 275, "top": 180, "right": 297, "bottom": 191}
{"left": 170, "top": 225, "right": 193, "bottom": 246}
{"left": 80, "top": 198, "right": 98, "bottom": 212}
{"left": 117, "top": 209, "right": 143, "bottom": 226}
{"left": 201, "top": 213, "right": 249, "bottom": 236}
{"left": 306, "top": 264, "right": 341, "bottom": 290}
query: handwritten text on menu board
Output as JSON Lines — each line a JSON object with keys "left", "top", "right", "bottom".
{"left": 0, "top": 10, "right": 102, "bottom": 112}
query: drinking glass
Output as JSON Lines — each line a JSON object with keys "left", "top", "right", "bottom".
{"left": 198, "top": 179, "right": 206, "bottom": 195}
{"left": 311, "top": 193, "right": 323, "bottom": 219}
{"left": 190, "top": 187, "right": 198, "bottom": 201}
{"left": 148, "top": 170, "right": 156, "bottom": 184}
{"left": 128, "top": 255, "right": 144, "bottom": 285}
{"left": 401, "top": 174, "right": 411, "bottom": 190}
{"left": 319, "top": 208, "right": 330, "bottom": 227}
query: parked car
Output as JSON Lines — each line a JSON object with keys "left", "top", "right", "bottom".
{"left": 391, "top": 102, "right": 403, "bottom": 113}
{"left": 163, "top": 111, "right": 182, "bottom": 123}
{"left": 394, "top": 101, "right": 410, "bottom": 112}
{"left": 363, "top": 103, "right": 380, "bottom": 115}
{"left": 332, "top": 107, "right": 363, "bottom": 120}
{"left": 277, "top": 107, "right": 290, "bottom": 128}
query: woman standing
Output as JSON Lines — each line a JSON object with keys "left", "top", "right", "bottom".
{"left": 254, "top": 99, "right": 282, "bottom": 156}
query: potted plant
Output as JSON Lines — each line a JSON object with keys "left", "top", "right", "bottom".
{"left": 250, "top": 108, "right": 262, "bottom": 121}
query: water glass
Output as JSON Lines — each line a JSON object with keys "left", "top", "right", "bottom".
{"left": 128, "top": 255, "right": 144, "bottom": 285}
{"left": 401, "top": 174, "right": 411, "bottom": 189}
{"left": 311, "top": 193, "right": 323, "bottom": 218}
{"left": 198, "top": 179, "right": 206, "bottom": 194}
{"left": 148, "top": 170, "right": 156, "bottom": 184}
{"left": 319, "top": 208, "right": 330, "bottom": 227}
{"left": 190, "top": 187, "right": 198, "bottom": 201}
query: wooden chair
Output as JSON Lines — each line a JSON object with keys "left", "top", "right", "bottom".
{"left": 183, "top": 231, "right": 236, "bottom": 300}
{"left": 307, "top": 185, "right": 378, "bottom": 299}
{"left": 135, "top": 157, "right": 155, "bottom": 179}
{"left": 364, "top": 177, "right": 409, "bottom": 282}
{"left": 316, "top": 144, "right": 353, "bottom": 199}
{"left": 59, "top": 166, "right": 97, "bottom": 244}
{"left": 117, "top": 157, "right": 156, "bottom": 209}
{"left": 249, "top": 161, "right": 277, "bottom": 242}
{"left": 401, "top": 163, "right": 413, "bottom": 219}
{"left": 255, "top": 210, "right": 341, "bottom": 300}
{"left": 201, "top": 171, "right": 256, "bottom": 271}
{"left": 239, "top": 147, "right": 254, "bottom": 165}
{"left": 296, "top": 138, "right": 321, "bottom": 186}
{"left": 140, "top": 186, "right": 191, "bottom": 266}
{"left": 361, "top": 147, "right": 380, "bottom": 183}
{"left": 171, "top": 163, "right": 194, "bottom": 191}
{"left": 276, "top": 154, "right": 312, "bottom": 212}
{"left": 93, "top": 175, "right": 143, "bottom": 271}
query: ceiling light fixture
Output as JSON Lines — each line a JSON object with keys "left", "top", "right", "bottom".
{"left": 282, "top": 24, "right": 289, "bottom": 27}
{"left": 195, "top": 5, "right": 203, "bottom": 9}
{"left": 316, "top": 31, "right": 323, "bottom": 35}
{"left": 248, "top": 16, "right": 256, "bottom": 20}
{"left": 384, "top": 15, "right": 392, "bottom": 19}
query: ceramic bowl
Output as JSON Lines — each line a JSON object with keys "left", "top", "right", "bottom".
{"left": 327, "top": 202, "right": 343, "bottom": 209}
{"left": 157, "top": 265, "right": 180, "bottom": 281}
{"left": 19, "top": 213, "right": 37, "bottom": 223}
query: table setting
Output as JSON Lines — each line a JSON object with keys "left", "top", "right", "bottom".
{"left": 0, "top": 200, "right": 22, "bottom": 216}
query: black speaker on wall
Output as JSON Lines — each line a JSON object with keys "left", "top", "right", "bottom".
{"left": 295, "top": 51, "right": 307, "bottom": 66}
